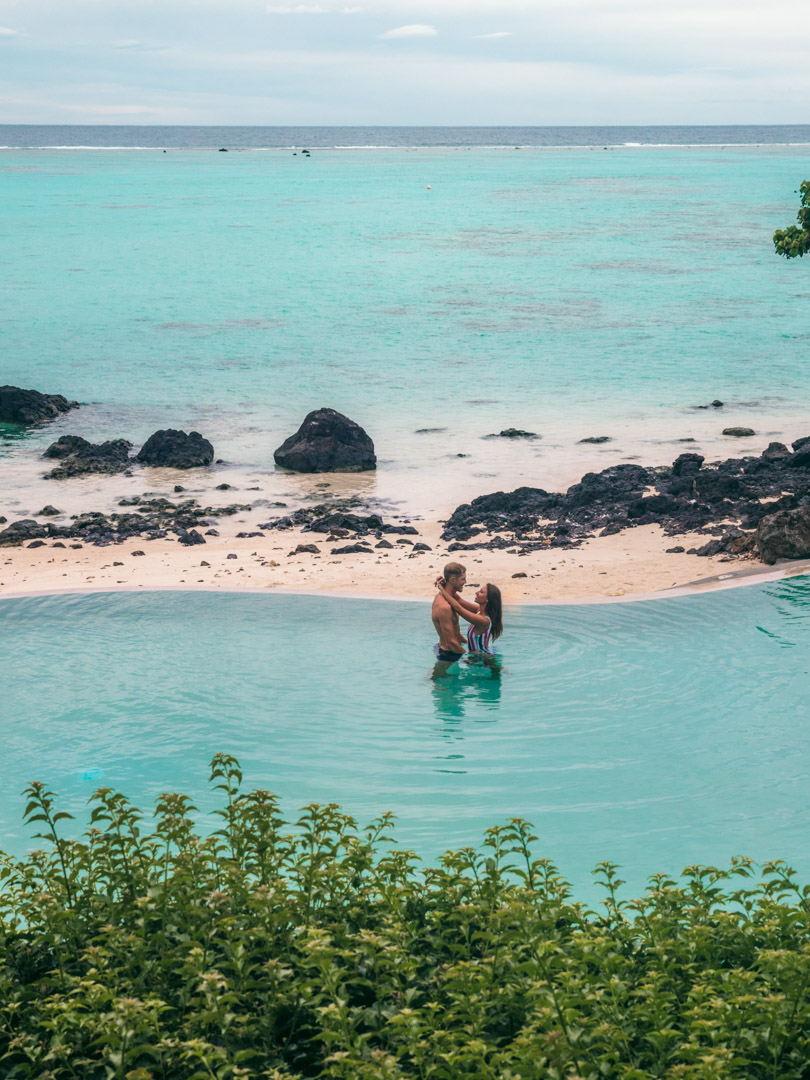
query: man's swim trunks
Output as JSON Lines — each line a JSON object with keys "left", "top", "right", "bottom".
{"left": 436, "top": 648, "right": 464, "bottom": 663}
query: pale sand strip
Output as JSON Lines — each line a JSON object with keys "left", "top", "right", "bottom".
{"left": 1, "top": 514, "right": 807, "bottom": 606}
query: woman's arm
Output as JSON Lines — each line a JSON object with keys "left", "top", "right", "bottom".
{"left": 433, "top": 577, "right": 478, "bottom": 613}
{"left": 438, "top": 586, "right": 490, "bottom": 631}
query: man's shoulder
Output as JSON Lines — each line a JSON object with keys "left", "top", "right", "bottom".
{"left": 432, "top": 592, "right": 450, "bottom": 612}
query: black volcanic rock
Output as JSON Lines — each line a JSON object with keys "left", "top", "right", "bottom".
{"left": 0, "top": 496, "right": 252, "bottom": 549}
{"left": 274, "top": 408, "right": 376, "bottom": 472}
{"left": 693, "top": 472, "right": 741, "bottom": 502}
{"left": 0, "top": 385, "right": 79, "bottom": 426}
{"left": 440, "top": 438, "right": 810, "bottom": 560}
{"left": 790, "top": 444, "right": 810, "bottom": 469}
{"left": 566, "top": 465, "right": 651, "bottom": 509}
{"left": 756, "top": 506, "right": 810, "bottom": 564}
{"left": 137, "top": 429, "right": 214, "bottom": 469}
{"left": 177, "top": 529, "right": 206, "bottom": 546}
{"left": 0, "top": 520, "right": 48, "bottom": 546}
{"left": 43, "top": 436, "right": 133, "bottom": 478}
{"left": 484, "top": 428, "right": 538, "bottom": 440}
{"left": 307, "top": 512, "right": 384, "bottom": 534}
{"left": 442, "top": 486, "right": 559, "bottom": 542}
{"left": 761, "top": 441, "right": 791, "bottom": 462}
{"left": 672, "top": 452, "right": 704, "bottom": 476}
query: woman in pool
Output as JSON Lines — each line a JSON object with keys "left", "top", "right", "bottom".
{"left": 435, "top": 578, "right": 503, "bottom": 655}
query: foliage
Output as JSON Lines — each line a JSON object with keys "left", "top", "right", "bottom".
{"left": 2, "top": 756, "right": 810, "bottom": 1079}
{"left": 774, "top": 180, "right": 810, "bottom": 258}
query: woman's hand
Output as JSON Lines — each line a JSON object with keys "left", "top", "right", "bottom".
{"left": 434, "top": 576, "right": 445, "bottom": 589}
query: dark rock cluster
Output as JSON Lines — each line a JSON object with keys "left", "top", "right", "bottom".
{"left": 258, "top": 501, "right": 420, "bottom": 542}
{"left": 40, "top": 429, "right": 216, "bottom": 478}
{"left": 0, "top": 496, "right": 252, "bottom": 548}
{"left": 274, "top": 408, "right": 376, "bottom": 472}
{"left": 0, "top": 385, "right": 80, "bottom": 426}
{"left": 43, "top": 436, "right": 133, "bottom": 478}
{"left": 484, "top": 428, "right": 538, "bottom": 440}
{"left": 441, "top": 438, "right": 810, "bottom": 562}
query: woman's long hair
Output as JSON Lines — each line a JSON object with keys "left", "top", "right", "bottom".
{"left": 485, "top": 583, "right": 503, "bottom": 640}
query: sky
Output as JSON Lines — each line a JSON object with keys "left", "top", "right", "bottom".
{"left": 0, "top": 0, "right": 807, "bottom": 125}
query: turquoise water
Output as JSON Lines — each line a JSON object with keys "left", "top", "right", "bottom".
{"left": 2, "top": 144, "right": 810, "bottom": 515}
{"left": 2, "top": 582, "right": 809, "bottom": 899}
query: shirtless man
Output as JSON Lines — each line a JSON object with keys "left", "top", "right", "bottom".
{"left": 432, "top": 561, "right": 467, "bottom": 664}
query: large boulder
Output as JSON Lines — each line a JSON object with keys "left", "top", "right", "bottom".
{"left": 756, "top": 505, "right": 810, "bottom": 564}
{"left": 672, "top": 452, "right": 704, "bottom": 476}
{"left": 137, "top": 429, "right": 214, "bottom": 469}
{"left": 274, "top": 408, "right": 376, "bottom": 473}
{"left": 722, "top": 426, "right": 755, "bottom": 437}
{"left": 761, "top": 441, "right": 791, "bottom": 462}
{"left": 789, "top": 442, "right": 810, "bottom": 469}
{"left": 0, "top": 519, "right": 48, "bottom": 546}
{"left": 43, "top": 435, "right": 132, "bottom": 478}
{"left": 0, "top": 385, "right": 79, "bottom": 426}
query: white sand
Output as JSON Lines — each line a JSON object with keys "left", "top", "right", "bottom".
{"left": 1, "top": 509, "right": 805, "bottom": 605}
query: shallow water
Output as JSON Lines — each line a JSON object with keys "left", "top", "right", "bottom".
{"left": 2, "top": 582, "right": 809, "bottom": 899}
{"left": 2, "top": 141, "right": 810, "bottom": 519}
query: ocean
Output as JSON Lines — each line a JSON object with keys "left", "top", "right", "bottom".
{"left": 1, "top": 126, "right": 809, "bottom": 519}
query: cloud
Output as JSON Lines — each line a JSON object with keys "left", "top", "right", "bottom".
{"left": 266, "top": 3, "right": 362, "bottom": 9}
{"left": 113, "top": 40, "right": 150, "bottom": 49}
{"left": 59, "top": 103, "right": 164, "bottom": 115}
{"left": 0, "top": 26, "right": 18, "bottom": 37}
{"left": 266, "top": 4, "right": 329, "bottom": 11}
{"left": 473, "top": 31, "right": 512, "bottom": 39}
{"left": 380, "top": 24, "right": 438, "bottom": 38}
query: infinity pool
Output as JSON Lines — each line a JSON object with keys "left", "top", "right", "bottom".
{"left": 2, "top": 583, "right": 809, "bottom": 898}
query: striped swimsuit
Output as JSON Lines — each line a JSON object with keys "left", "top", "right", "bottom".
{"left": 467, "top": 617, "right": 493, "bottom": 655}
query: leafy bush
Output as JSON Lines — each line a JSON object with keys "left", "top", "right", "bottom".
{"left": 2, "top": 755, "right": 810, "bottom": 1079}
{"left": 774, "top": 180, "right": 810, "bottom": 258}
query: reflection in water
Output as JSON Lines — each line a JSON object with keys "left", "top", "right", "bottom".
{"left": 0, "top": 424, "right": 30, "bottom": 452}
{"left": 758, "top": 577, "right": 810, "bottom": 648}
{"left": 430, "top": 653, "right": 503, "bottom": 725}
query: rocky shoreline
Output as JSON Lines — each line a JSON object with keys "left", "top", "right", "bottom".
{"left": 4, "top": 439, "right": 810, "bottom": 570}
{"left": 440, "top": 440, "right": 810, "bottom": 566}
{"left": 3, "top": 384, "right": 810, "bottom": 572}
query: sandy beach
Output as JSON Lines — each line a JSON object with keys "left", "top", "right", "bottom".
{"left": 2, "top": 504, "right": 807, "bottom": 605}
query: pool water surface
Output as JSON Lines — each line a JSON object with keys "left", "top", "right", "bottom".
{"left": 1, "top": 582, "right": 809, "bottom": 900}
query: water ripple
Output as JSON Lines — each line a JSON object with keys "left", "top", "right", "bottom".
{"left": 1, "top": 583, "right": 810, "bottom": 899}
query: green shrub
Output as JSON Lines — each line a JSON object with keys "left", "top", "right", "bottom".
{"left": 2, "top": 754, "right": 810, "bottom": 1079}
{"left": 774, "top": 180, "right": 810, "bottom": 258}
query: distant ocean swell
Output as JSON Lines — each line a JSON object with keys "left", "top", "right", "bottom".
{"left": 1, "top": 124, "right": 810, "bottom": 150}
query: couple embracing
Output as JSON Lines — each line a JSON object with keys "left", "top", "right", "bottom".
{"left": 431, "top": 561, "right": 503, "bottom": 666}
